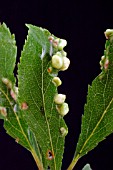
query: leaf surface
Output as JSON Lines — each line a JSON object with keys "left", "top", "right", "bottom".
{"left": 75, "top": 34, "right": 113, "bottom": 159}
{"left": 18, "top": 24, "right": 67, "bottom": 170}
{"left": 0, "top": 23, "right": 33, "bottom": 150}
{"left": 0, "top": 24, "right": 44, "bottom": 168}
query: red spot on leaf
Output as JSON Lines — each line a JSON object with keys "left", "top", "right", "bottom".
{"left": 47, "top": 67, "right": 52, "bottom": 73}
{"left": 10, "top": 89, "right": 17, "bottom": 101}
{"left": 48, "top": 36, "right": 54, "bottom": 42}
{"left": 0, "top": 107, "right": 7, "bottom": 117}
{"left": 46, "top": 150, "right": 54, "bottom": 160}
{"left": 21, "top": 102, "right": 28, "bottom": 110}
{"left": 104, "top": 59, "right": 109, "bottom": 70}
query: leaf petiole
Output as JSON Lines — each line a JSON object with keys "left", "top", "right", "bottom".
{"left": 67, "top": 154, "right": 80, "bottom": 170}
{"left": 31, "top": 149, "right": 44, "bottom": 170}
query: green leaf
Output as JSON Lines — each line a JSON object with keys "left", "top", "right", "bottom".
{"left": 67, "top": 33, "right": 113, "bottom": 169}
{"left": 0, "top": 23, "right": 31, "bottom": 150}
{"left": 82, "top": 164, "right": 92, "bottom": 170}
{"left": 18, "top": 24, "right": 67, "bottom": 170}
{"left": 0, "top": 23, "right": 16, "bottom": 106}
{"left": 0, "top": 24, "right": 43, "bottom": 169}
{"left": 0, "top": 23, "right": 68, "bottom": 170}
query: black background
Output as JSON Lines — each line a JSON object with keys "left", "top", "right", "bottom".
{"left": 0, "top": 0, "right": 113, "bottom": 170}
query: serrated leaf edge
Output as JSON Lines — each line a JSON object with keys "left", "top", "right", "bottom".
{"left": 0, "top": 87, "right": 44, "bottom": 169}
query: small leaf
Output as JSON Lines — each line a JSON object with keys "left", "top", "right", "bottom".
{"left": 70, "top": 33, "right": 113, "bottom": 168}
{"left": 82, "top": 164, "right": 92, "bottom": 170}
{"left": 18, "top": 24, "right": 67, "bottom": 169}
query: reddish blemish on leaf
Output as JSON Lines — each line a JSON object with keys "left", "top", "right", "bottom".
{"left": 0, "top": 107, "right": 7, "bottom": 117}
{"left": 52, "top": 40, "right": 58, "bottom": 48}
{"left": 2, "top": 78, "right": 12, "bottom": 89}
{"left": 104, "top": 59, "right": 109, "bottom": 70}
{"left": 10, "top": 89, "right": 17, "bottom": 101}
{"left": 47, "top": 67, "right": 52, "bottom": 73}
{"left": 46, "top": 150, "right": 54, "bottom": 160}
{"left": 21, "top": 102, "right": 28, "bottom": 110}
{"left": 48, "top": 36, "right": 54, "bottom": 42}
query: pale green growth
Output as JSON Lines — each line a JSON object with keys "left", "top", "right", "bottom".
{"left": 60, "top": 57, "right": 70, "bottom": 71}
{"left": 56, "top": 51, "right": 62, "bottom": 57}
{"left": 104, "top": 29, "right": 113, "bottom": 39}
{"left": 52, "top": 77, "right": 62, "bottom": 86}
{"left": 56, "top": 103, "right": 69, "bottom": 116}
{"left": 56, "top": 51, "right": 67, "bottom": 57}
{"left": 52, "top": 38, "right": 67, "bottom": 50}
{"left": 60, "top": 127, "right": 68, "bottom": 137}
{"left": 56, "top": 102, "right": 69, "bottom": 116}
{"left": 0, "top": 107, "right": 7, "bottom": 117}
{"left": 101, "top": 55, "right": 105, "bottom": 61}
{"left": 58, "top": 39, "right": 67, "bottom": 51}
{"left": 54, "top": 94, "right": 66, "bottom": 104}
{"left": 99, "top": 60, "right": 102, "bottom": 67}
{"left": 61, "top": 51, "right": 67, "bottom": 57}
{"left": 52, "top": 54, "right": 63, "bottom": 69}
{"left": 14, "top": 87, "right": 18, "bottom": 95}
{"left": 2, "top": 77, "right": 12, "bottom": 89}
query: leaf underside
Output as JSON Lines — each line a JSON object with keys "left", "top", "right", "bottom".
{"left": 75, "top": 35, "right": 113, "bottom": 159}
{"left": 0, "top": 23, "right": 68, "bottom": 170}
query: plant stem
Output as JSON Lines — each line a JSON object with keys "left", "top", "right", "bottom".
{"left": 31, "top": 149, "right": 44, "bottom": 170}
{"left": 67, "top": 154, "right": 80, "bottom": 170}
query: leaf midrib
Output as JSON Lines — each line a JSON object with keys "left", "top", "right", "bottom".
{"left": 41, "top": 58, "right": 56, "bottom": 170}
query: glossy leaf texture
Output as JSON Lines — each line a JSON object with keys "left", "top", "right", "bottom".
{"left": 18, "top": 24, "right": 67, "bottom": 170}
{"left": 75, "top": 34, "right": 113, "bottom": 160}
